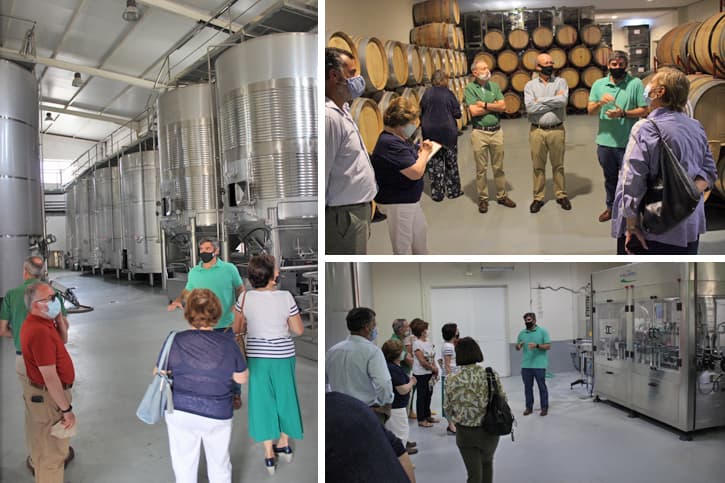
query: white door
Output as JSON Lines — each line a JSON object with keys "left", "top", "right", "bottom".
{"left": 430, "top": 286, "right": 509, "bottom": 376}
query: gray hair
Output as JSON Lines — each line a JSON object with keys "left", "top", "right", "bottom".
{"left": 198, "top": 238, "right": 219, "bottom": 251}
{"left": 23, "top": 256, "right": 44, "bottom": 279}
{"left": 392, "top": 318, "right": 408, "bottom": 335}
{"left": 24, "top": 281, "right": 50, "bottom": 310}
{"left": 431, "top": 69, "right": 447, "bottom": 86}
{"left": 471, "top": 59, "right": 487, "bottom": 72}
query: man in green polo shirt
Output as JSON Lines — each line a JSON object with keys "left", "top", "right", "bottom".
{"left": 515, "top": 312, "right": 551, "bottom": 416}
{"left": 167, "top": 238, "right": 244, "bottom": 328}
{"left": 464, "top": 58, "right": 517, "bottom": 214}
{"left": 0, "top": 255, "right": 73, "bottom": 473}
{"left": 588, "top": 51, "right": 648, "bottom": 223}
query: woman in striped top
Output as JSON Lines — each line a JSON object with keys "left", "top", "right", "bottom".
{"left": 232, "top": 254, "right": 305, "bottom": 475}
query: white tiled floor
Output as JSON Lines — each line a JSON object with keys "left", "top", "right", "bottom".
{"left": 407, "top": 371, "right": 725, "bottom": 483}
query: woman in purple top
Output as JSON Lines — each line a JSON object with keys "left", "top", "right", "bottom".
{"left": 612, "top": 68, "right": 716, "bottom": 254}
{"left": 371, "top": 96, "right": 435, "bottom": 254}
{"left": 160, "top": 288, "right": 248, "bottom": 483}
{"left": 420, "top": 70, "right": 463, "bottom": 201}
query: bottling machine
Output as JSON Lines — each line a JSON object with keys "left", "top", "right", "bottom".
{"left": 591, "top": 263, "right": 725, "bottom": 438}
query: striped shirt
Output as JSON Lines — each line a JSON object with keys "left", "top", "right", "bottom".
{"left": 236, "top": 290, "right": 299, "bottom": 359}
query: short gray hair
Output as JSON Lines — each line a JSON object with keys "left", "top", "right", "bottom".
{"left": 24, "top": 281, "right": 50, "bottom": 310}
{"left": 198, "top": 238, "right": 219, "bottom": 250}
{"left": 608, "top": 50, "right": 628, "bottom": 65}
{"left": 392, "top": 318, "right": 408, "bottom": 335}
{"left": 23, "top": 256, "right": 44, "bottom": 279}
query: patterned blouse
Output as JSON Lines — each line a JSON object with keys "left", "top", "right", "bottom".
{"left": 444, "top": 365, "right": 507, "bottom": 427}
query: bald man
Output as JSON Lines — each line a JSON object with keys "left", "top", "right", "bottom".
{"left": 464, "top": 59, "right": 516, "bottom": 214}
{"left": 524, "top": 53, "right": 571, "bottom": 213}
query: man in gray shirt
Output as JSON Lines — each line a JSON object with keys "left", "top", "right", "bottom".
{"left": 325, "top": 307, "right": 393, "bottom": 422}
{"left": 524, "top": 53, "right": 571, "bottom": 213}
{"left": 325, "top": 47, "right": 378, "bottom": 254}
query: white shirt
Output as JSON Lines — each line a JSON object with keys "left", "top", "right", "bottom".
{"left": 325, "top": 335, "right": 393, "bottom": 406}
{"left": 237, "top": 290, "right": 299, "bottom": 358}
{"left": 412, "top": 339, "right": 436, "bottom": 376}
{"left": 440, "top": 341, "right": 457, "bottom": 377}
{"left": 325, "top": 97, "right": 378, "bottom": 206}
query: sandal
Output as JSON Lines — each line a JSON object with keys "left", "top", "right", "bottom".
{"left": 418, "top": 421, "right": 433, "bottom": 427}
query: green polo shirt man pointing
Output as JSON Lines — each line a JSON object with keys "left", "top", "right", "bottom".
{"left": 516, "top": 312, "right": 551, "bottom": 416}
{"left": 167, "top": 238, "right": 244, "bottom": 328}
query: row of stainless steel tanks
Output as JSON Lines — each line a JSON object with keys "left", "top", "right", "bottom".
{"left": 63, "top": 32, "right": 317, "bottom": 279}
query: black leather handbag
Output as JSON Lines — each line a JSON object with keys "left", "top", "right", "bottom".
{"left": 639, "top": 119, "right": 701, "bottom": 235}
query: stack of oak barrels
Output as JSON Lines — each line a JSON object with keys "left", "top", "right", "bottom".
{"left": 653, "top": 11, "right": 725, "bottom": 197}
{"left": 326, "top": 0, "right": 471, "bottom": 155}
{"left": 473, "top": 23, "right": 612, "bottom": 116}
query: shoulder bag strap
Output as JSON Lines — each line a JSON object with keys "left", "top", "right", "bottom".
{"left": 157, "top": 331, "right": 177, "bottom": 372}
{"left": 485, "top": 367, "right": 495, "bottom": 403}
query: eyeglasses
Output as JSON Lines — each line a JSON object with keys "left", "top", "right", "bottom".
{"left": 33, "top": 294, "right": 58, "bottom": 304}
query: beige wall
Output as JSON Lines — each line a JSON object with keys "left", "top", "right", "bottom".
{"left": 607, "top": 11, "right": 679, "bottom": 72}
{"left": 368, "top": 262, "right": 625, "bottom": 347}
{"left": 326, "top": 0, "right": 416, "bottom": 43}
{"left": 681, "top": 0, "right": 721, "bottom": 22}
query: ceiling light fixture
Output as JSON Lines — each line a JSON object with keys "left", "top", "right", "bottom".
{"left": 72, "top": 72, "right": 82, "bottom": 87}
{"left": 44, "top": 112, "right": 54, "bottom": 123}
{"left": 122, "top": 0, "right": 142, "bottom": 22}
{"left": 612, "top": 15, "right": 618, "bottom": 19}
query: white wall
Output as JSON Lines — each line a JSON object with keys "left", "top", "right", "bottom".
{"left": 326, "top": 0, "right": 416, "bottom": 43}
{"left": 324, "top": 262, "right": 375, "bottom": 351}
{"left": 368, "top": 262, "right": 625, "bottom": 347}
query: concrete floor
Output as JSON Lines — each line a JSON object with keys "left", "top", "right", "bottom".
{"left": 368, "top": 114, "right": 725, "bottom": 254}
{"left": 0, "top": 270, "right": 318, "bottom": 483}
{"left": 409, "top": 371, "right": 725, "bottom": 483}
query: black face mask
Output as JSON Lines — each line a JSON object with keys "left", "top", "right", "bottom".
{"left": 609, "top": 67, "right": 626, "bottom": 79}
{"left": 199, "top": 252, "right": 215, "bottom": 263}
{"left": 525, "top": 322, "right": 535, "bottom": 330}
{"left": 539, "top": 65, "right": 554, "bottom": 77}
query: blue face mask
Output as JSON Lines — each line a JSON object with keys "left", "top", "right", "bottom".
{"left": 44, "top": 298, "right": 62, "bottom": 320}
{"left": 368, "top": 327, "right": 378, "bottom": 342}
{"left": 402, "top": 123, "right": 417, "bottom": 139}
{"left": 643, "top": 84, "right": 653, "bottom": 107}
{"left": 346, "top": 75, "right": 366, "bottom": 99}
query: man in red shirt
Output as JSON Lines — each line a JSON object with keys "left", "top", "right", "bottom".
{"left": 21, "top": 281, "right": 76, "bottom": 483}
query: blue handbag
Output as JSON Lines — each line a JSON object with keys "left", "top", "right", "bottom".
{"left": 136, "top": 331, "right": 176, "bottom": 424}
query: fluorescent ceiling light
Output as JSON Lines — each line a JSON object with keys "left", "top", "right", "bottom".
{"left": 480, "top": 265, "right": 515, "bottom": 272}
{"left": 72, "top": 72, "right": 82, "bottom": 87}
{"left": 123, "top": 0, "right": 142, "bottom": 22}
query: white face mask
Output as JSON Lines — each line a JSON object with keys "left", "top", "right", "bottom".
{"left": 477, "top": 71, "right": 491, "bottom": 82}
{"left": 402, "top": 123, "right": 417, "bottom": 139}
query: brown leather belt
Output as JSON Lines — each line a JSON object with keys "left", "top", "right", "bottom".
{"left": 29, "top": 381, "right": 73, "bottom": 391}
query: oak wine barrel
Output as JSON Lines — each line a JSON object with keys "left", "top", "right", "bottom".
{"left": 559, "top": 67, "right": 580, "bottom": 89}
{"left": 691, "top": 12, "right": 725, "bottom": 74}
{"left": 497, "top": 49, "right": 519, "bottom": 73}
{"left": 687, "top": 74, "right": 725, "bottom": 143}
{"left": 474, "top": 51, "right": 497, "bottom": 71}
{"left": 569, "top": 44, "right": 592, "bottom": 68}
{"left": 508, "top": 29, "right": 530, "bottom": 50}
{"left": 484, "top": 29, "right": 506, "bottom": 52}
{"left": 413, "top": 0, "right": 460, "bottom": 26}
{"left": 353, "top": 36, "right": 388, "bottom": 93}
{"left": 384, "top": 40, "right": 408, "bottom": 89}
{"left": 327, "top": 31, "right": 360, "bottom": 72}
{"left": 410, "top": 23, "right": 460, "bottom": 50}
{"left": 350, "top": 97, "right": 382, "bottom": 153}
{"left": 503, "top": 91, "right": 522, "bottom": 114}
{"left": 556, "top": 25, "right": 578, "bottom": 47}
{"left": 372, "top": 90, "right": 400, "bottom": 117}
{"left": 580, "top": 24, "right": 602, "bottom": 47}
{"left": 549, "top": 47, "right": 567, "bottom": 69}
{"left": 569, "top": 87, "right": 590, "bottom": 109}
{"left": 510, "top": 70, "right": 531, "bottom": 92}
{"left": 406, "top": 44, "right": 424, "bottom": 86}
{"left": 532, "top": 26, "right": 554, "bottom": 49}
{"left": 522, "top": 48, "right": 540, "bottom": 71}
{"left": 490, "top": 71, "right": 508, "bottom": 91}
{"left": 593, "top": 46, "right": 613, "bottom": 67}
{"left": 581, "top": 66, "right": 604, "bottom": 88}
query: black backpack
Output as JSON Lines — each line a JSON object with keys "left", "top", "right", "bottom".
{"left": 481, "top": 367, "right": 515, "bottom": 441}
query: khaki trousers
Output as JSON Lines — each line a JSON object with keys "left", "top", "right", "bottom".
{"left": 17, "top": 355, "right": 34, "bottom": 460}
{"left": 325, "top": 203, "right": 372, "bottom": 254}
{"left": 529, "top": 125, "right": 566, "bottom": 201}
{"left": 22, "top": 378, "right": 72, "bottom": 483}
{"left": 471, "top": 128, "right": 507, "bottom": 202}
